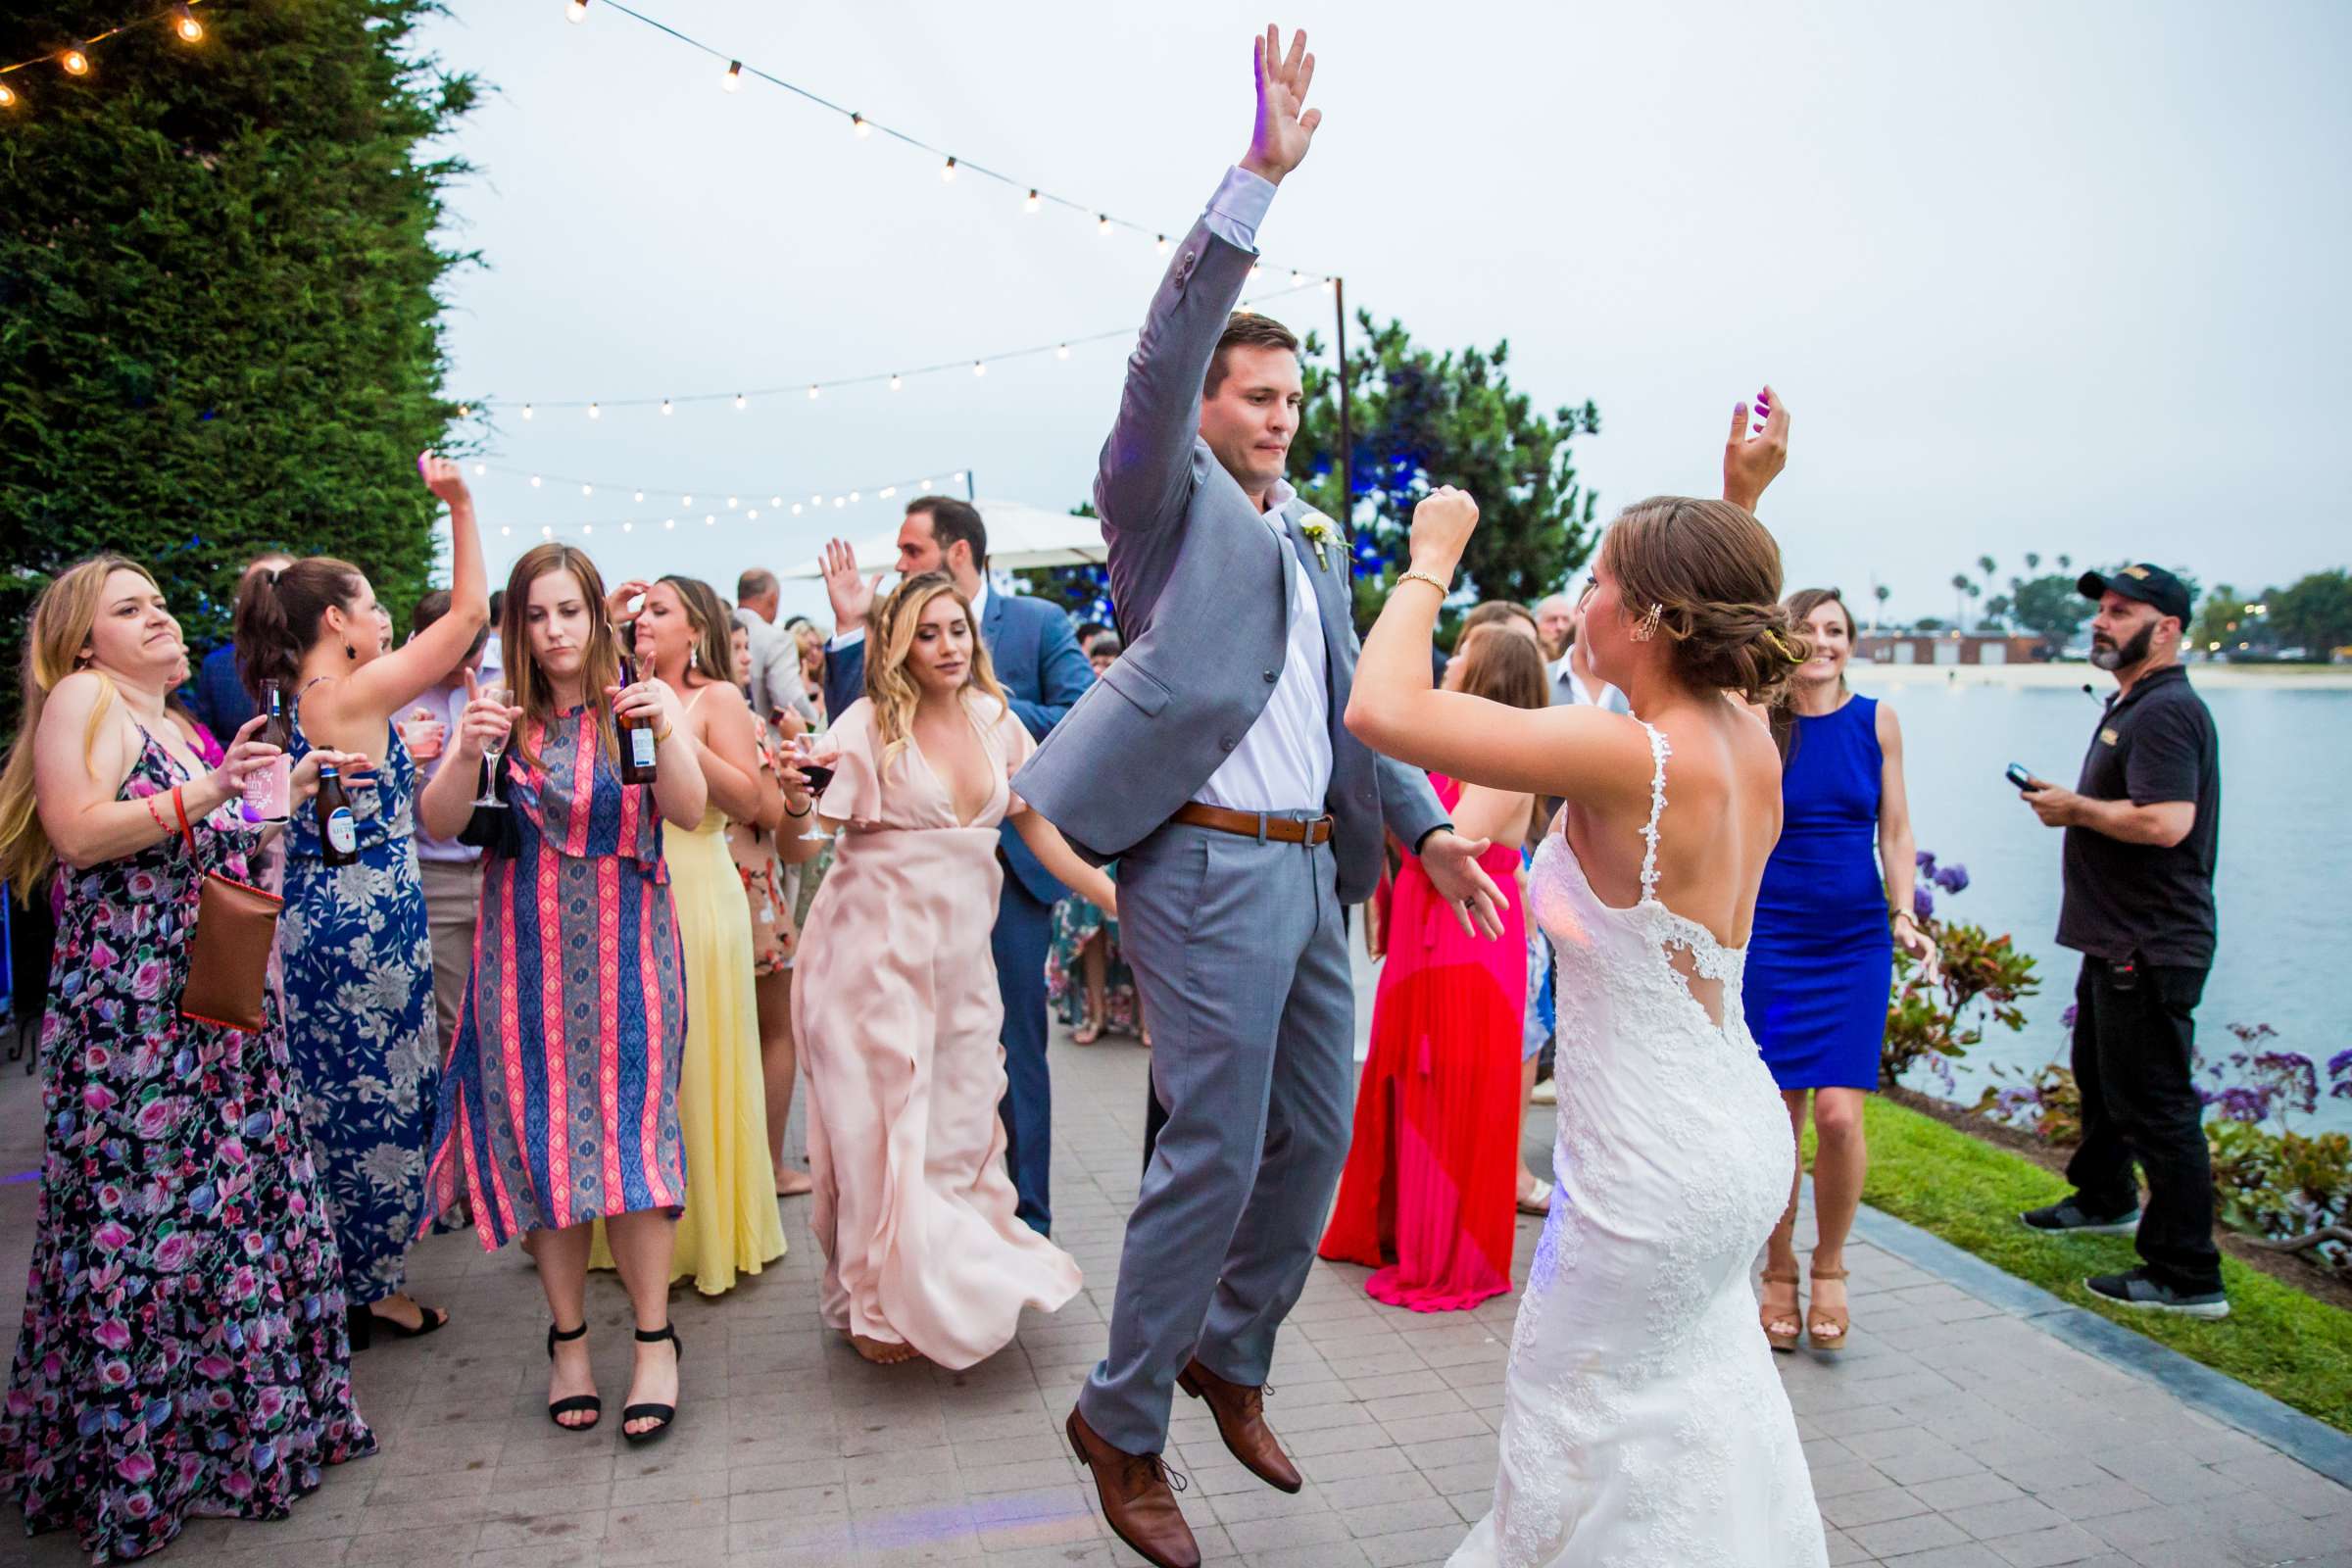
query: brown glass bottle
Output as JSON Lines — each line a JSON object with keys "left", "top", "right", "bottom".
{"left": 316, "top": 763, "right": 360, "bottom": 867}
{"left": 616, "top": 707, "right": 660, "bottom": 785}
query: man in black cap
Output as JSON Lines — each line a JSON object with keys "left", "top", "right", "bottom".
{"left": 2012, "top": 564, "right": 2226, "bottom": 1316}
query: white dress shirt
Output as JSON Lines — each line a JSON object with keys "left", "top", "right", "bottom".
{"left": 1548, "top": 652, "right": 1628, "bottom": 713}
{"left": 1190, "top": 167, "right": 1334, "bottom": 814}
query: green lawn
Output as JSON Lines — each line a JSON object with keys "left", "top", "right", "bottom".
{"left": 1816, "top": 1097, "right": 2352, "bottom": 1435}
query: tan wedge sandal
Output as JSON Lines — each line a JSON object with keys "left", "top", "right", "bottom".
{"left": 1806, "top": 1265, "right": 1850, "bottom": 1352}
{"left": 1759, "top": 1267, "right": 1802, "bottom": 1352}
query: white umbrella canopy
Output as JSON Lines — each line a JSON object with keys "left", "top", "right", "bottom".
{"left": 779, "top": 497, "right": 1105, "bottom": 578}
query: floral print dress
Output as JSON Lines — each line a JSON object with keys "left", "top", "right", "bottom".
{"left": 279, "top": 687, "right": 441, "bottom": 1300}
{"left": 0, "top": 729, "right": 371, "bottom": 1562}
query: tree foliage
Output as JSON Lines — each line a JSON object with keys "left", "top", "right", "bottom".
{"left": 0, "top": 0, "right": 478, "bottom": 729}
{"left": 2009, "top": 573, "right": 2091, "bottom": 648}
{"left": 1290, "top": 314, "right": 1601, "bottom": 631}
{"left": 2266, "top": 568, "right": 2352, "bottom": 654}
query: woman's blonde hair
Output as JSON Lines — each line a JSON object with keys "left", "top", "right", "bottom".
{"left": 502, "top": 544, "right": 626, "bottom": 768}
{"left": 1598, "top": 497, "right": 1811, "bottom": 706}
{"left": 0, "top": 555, "right": 165, "bottom": 896}
{"left": 864, "top": 572, "right": 1005, "bottom": 763}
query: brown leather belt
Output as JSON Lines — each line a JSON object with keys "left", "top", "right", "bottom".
{"left": 1171, "top": 803, "right": 1334, "bottom": 845}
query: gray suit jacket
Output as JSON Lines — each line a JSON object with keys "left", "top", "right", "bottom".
{"left": 1012, "top": 213, "right": 1446, "bottom": 904}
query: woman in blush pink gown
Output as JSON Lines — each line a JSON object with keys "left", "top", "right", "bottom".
{"left": 793, "top": 573, "right": 1109, "bottom": 1367}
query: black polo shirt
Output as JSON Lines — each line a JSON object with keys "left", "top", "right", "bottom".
{"left": 2055, "top": 663, "right": 2220, "bottom": 968}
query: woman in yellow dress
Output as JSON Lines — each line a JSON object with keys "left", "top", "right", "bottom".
{"left": 590, "top": 575, "right": 790, "bottom": 1295}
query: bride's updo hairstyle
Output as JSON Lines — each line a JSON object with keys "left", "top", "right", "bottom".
{"left": 1598, "top": 497, "right": 1811, "bottom": 707}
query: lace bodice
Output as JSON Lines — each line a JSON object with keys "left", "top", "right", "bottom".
{"left": 1450, "top": 721, "right": 1827, "bottom": 1568}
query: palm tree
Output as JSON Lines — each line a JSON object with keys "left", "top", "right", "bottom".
{"left": 1873, "top": 582, "right": 1891, "bottom": 631}
{"left": 1951, "top": 573, "right": 1973, "bottom": 628}
{"left": 2056, "top": 553, "right": 2073, "bottom": 572}
{"left": 2024, "top": 551, "right": 2042, "bottom": 572}
{"left": 1977, "top": 554, "right": 1997, "bottom": 584}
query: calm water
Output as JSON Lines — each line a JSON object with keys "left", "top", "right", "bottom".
{"left": 1850, "top": 673, "right": 2351, "bottom": 1132}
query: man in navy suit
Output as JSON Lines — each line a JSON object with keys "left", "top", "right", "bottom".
{"left": 821, "top": 498, "right": 1096, "bottom": 1235}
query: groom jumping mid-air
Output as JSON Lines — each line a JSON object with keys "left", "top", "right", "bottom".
{"left": 1013, "top": 26, "right": 1505, "bottom": 1568}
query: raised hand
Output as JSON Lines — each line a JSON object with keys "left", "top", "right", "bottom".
{"left": 417, "top": 452, "right": 473, "bottom": 514}
{"left": 454, "top": 668, "right": 522, "bottom": 760}
{"left": 1723, "top": 385, "right": 1789, "bottom": 513}
{"left": 1407, "top": 485, "right": 1480, "bottom": 574}
{"left": 1240, "top": 24, "right": 1321, "bottom": 185}
{"left": 820, "top": 539, "right": 881, "bottom": 633}
{"left": 606, "top": 578, "right": 652, "bottom": 627}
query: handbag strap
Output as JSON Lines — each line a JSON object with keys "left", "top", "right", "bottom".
{"left": 170, "top": 784, "right": 198, "bottom": 858}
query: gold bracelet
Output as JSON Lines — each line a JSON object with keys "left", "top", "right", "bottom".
{"left": 1396, "top": 568, "right": 1450, "bottom": 596}
{"left": 653, "top": 723, "right": 673, "bottom": 745}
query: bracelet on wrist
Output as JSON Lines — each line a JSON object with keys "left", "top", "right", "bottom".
{"left": 653, "top": 723, "right": 673, "bottom": 745}
{"left": 1396, "top": 567, "right": 1450, "bottom": 596}
{"left": 784, "top": 798, "right": 812, "bottom": 818}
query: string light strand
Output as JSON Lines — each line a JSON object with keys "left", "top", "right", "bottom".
{"left": 563, "top": 0, "right": 1326, "bottom": 278}
{"left": 0, "top": 0, "right": 211, "bottom": 101}
{"left": 476, "top": 277, "right": 1328, "bottom": 413}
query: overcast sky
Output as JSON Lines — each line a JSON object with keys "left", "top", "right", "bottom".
{"left": 416, "top": 0, "right": 2351, "bottom": 624}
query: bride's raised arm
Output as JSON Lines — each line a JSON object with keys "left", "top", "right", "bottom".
{"left": 1347, "top": 487, "right": 1656, "bottom": 811}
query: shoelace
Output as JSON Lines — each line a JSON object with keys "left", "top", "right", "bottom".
{"left": 1124, "top": 1452, "right": 1191, "bottom": 1495}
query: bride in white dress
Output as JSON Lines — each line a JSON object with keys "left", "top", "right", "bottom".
{"left": 1347, "top": 394, "right": 1828, "bottom": 1568}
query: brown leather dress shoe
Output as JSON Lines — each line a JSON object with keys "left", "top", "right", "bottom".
{"left": 1065, "top": 1406, "right": 1200, "bottom": 1568}
{"left": 1176, "top": 1358, "right": 1303, "bottom": 1493}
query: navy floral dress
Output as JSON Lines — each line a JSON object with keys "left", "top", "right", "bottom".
{"left": 280, "top": 685, "right": 440, "bottom": 1300}
{"left": 0, "top": 730, "right": 371, "bottom": 1561}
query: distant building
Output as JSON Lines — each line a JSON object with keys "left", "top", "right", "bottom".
{"left": 1854, "top": 631, "right": 2050, "bottom": 666}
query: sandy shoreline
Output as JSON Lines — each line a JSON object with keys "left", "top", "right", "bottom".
{"left": 1852, "top": 662, "right": 2352, "bottom": 691}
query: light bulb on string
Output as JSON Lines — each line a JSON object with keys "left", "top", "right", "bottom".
{"left": 661, "top": 398, "right": 672, "bottom": 416}
{"left": 705, "top": 514, "right": 715, "bottom": 525}
{"left": 1321, "top": 276, "right": 1337, "bottom": 294}
{"left": 722, "top": 60, "right": 743, "bottom": 91}
{"left": 889, "top": 373, "right": 902, "bottom": 392}
{"left": 1024, "top": 189, "right": 1040, "bottom": 214}
{"left": 500, "top": 524, "right": 511, "bottom": 535}
{"left": 972, "top": 361, "right": 987, "bottom": 376}
{"left": 1290, "top": 270, "right": 1304, "bottom": 286}
{"left": 727, "top": 496, "right": 739, "bottom": 510}
{"left": 851, "top": 112, "right": 870, "bottom": 137}
{"left": 791, "top": 503, "right": 803, "bottom": 515}
{"left": 565, "top": 0, "right": 588, "bottom": 20}
{"left": 734, "top": 392, "right": 747, "bottom": 410}
{"left": 529, "top": 474, "right": 542, "bottom": 488}
{"left": 581, "top": 523, "right": 593, "bottom": 536}
{"left": 951, "top": 471, "right": 966, "bottom": 485}
{"left": 622, "top": 521, "right": 633, "bottom": 532}
{"left": 809, "top": 494, "right": 821, "bottom": 506}
{"left": 1098, "top": 215, "right": 1112, "bottom": 236}
{"left": 174, "top": 7, "right": 205, "bottom": 43}
{"left": 472, "top": 463, "right": 486, "bottom": 476}
{"left": 521, "top": 404, "right": 534, "bottom": 419}
{"left": 833, "top": 496, "right": 845, "bottom": 508}
{"left": 1056, "top": 343, "right": 1070, "bottom": 360}
{"left": 747, "top": 509, "right": 759, "bottom": 520}
{"left": 808, "top": 384, "right": 819, "bottom": 400}
{"left": 850, "top": 491, "right": 860, "bottom": 503}
{"left": 769, "top": 495, "right": 782, "bottom": 507}
{"left": 664, "top": 518, "right": 675, "bottom": 530}
{"left": 1249, "top": 263, "right": 1262, "bottom": 280}
{"left": 941, "top": 157, "right": 957, "bottom": 182}
{"left": 880, "top": 486, "right": 897, "bottom": 499}
{"left": 61, "top": 49, "right": 90, "bottom": 76}
{"left": 0, "top": 84, "right": 17, "bottom": 110}
{"left": 681, "top": 494, "right": 693, "bottom": 507}
{"left": 918, "top": 478, "right": 932, "bottom": 492}
{"left": 587, "top": 402, "right": 600, "bottom": 419}
{"left": 541, "top": 525, "right": 553, "bottom": 539}
{"left": 633, "top": 489, "right": 645, "bottom": 503}
{"left": 581, "top": 484, "right": 593, "bottom": 497}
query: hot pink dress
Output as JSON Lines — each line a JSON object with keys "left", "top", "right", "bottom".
{"left": 1319, "top": 775, "right": 1529, "bottom": 1311}
{"left": 792, "top": 696, "right": 1083, "bottom": 1366}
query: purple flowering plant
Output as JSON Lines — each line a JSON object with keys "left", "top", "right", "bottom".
{"left": 1884, "top": 847, "right": 2038, "bottom": 1092}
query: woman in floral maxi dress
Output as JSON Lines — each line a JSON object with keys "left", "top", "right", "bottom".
{"left": 0, "top": 556, "right": 373, "bottom": 1560}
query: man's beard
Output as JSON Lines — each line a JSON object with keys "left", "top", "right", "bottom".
{"left": 2089, "top": 621, "right": 2155, "bottom": 672}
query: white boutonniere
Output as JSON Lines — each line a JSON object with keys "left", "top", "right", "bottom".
{"left": 1298, "top": 514, "right": 1341, "bottom": 572}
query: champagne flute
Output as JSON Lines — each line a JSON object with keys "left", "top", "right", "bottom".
{"left": 473, "top": 682, "right": 510, "bottom": 808}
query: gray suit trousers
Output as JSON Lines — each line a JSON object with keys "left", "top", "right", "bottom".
{"left": 1077, "top": 816, "right": 1355, "bottom": 1454}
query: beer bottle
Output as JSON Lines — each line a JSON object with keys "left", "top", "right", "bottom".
{"left": 317, "top": 763, "right": 360, "bottom": 867}
{"left": 242, "top": 678, "right": 293, "bottom": 822}
{"left": 616, "top": 696, "right": 660, "bottom": 785}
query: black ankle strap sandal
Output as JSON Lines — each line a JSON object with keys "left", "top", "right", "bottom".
{"left": 545, "top": 1321, "right": 601, "bottom": 1432}
{"left": 622, "top": 1324, "right": 684, "bottom": 1446}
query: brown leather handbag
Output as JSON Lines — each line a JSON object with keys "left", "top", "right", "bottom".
{"left": 172, "top": 787, "right": 283, "bottom": 1034}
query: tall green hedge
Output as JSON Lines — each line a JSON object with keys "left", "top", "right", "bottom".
{"left": 0, "top": 0, "right": 476, "bottom": 731}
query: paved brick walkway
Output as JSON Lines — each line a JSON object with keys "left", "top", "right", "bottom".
{"left": 0, "top": 954, "right": 2344, "bottom": 1566}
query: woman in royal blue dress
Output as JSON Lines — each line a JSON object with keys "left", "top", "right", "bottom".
{"left": 233, "top": 455, "right": 490, "bottom": 1348}
{"left": 1745, "top": 588, "right": 1936, "bottom": 1353}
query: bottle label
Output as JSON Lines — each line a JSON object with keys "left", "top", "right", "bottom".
{"left": 326, "top": 807, "right": 358, "bottom": 857}
{"left": 242, "top": 755, "right": 291, "bottom": 822}
{"left": 630, "top": 726, "right": 657, "bottom": 768}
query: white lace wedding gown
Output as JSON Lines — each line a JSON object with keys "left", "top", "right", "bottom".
{"left": 1450, "top": 726, "right": 1827, "bottom": 1568}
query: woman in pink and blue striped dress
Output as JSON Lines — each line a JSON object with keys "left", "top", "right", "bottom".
{"left": 417, "top": 543, "right": 709, "bottom": 1445}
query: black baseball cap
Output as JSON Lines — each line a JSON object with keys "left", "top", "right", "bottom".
{"left": 2078, "top": 563, "right": 2191, "bottom": 624}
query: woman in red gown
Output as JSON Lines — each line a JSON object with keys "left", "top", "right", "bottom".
{"left": 1321, "top": 625, "right": 1551, "bottom": 1311}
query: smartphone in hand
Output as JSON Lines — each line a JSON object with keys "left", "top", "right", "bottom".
{"left": 2004, "top": 762, "right": 2037, "bottom": 792}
